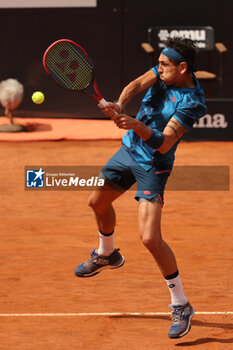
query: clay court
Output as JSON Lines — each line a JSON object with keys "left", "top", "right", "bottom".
{"left": 0, "top": 136, "right": 232, "bottom": 349}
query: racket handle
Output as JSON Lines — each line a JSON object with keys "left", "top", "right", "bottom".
{"left": 98, "top": 98, "right": 108, "bottom": 108}
{"left": 99, "top": 98, "right": 117, "bottom": 116}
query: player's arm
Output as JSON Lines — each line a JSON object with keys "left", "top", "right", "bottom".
{"left": 157, "top": 117, "right": 187, "bottom": 153}
{"left": 117, "top": 69, "right": 157, "bottom": 108}
{"left": 99, "top": 69, "right": 157, "bottom": 116}
{"left": 112, "top": 115, "right": 187, "bottom": 153}
{"left": 142, "top": 117, "right": 187, "bottom": 153}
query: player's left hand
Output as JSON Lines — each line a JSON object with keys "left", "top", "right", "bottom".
{"left": 111, "top": 113, "right": 136, "bottom": 130}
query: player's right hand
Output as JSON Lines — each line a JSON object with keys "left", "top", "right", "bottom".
{"left": 98, "top": 102, "right": 121, "bottom": 117}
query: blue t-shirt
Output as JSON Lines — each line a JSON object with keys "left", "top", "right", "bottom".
{"left": 122, "top": 65, "right": 207, "bottom": 171}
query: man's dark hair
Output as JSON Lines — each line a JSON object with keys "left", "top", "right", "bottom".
{"left": 164, "top": 37, "right": 199, "bottom": 71}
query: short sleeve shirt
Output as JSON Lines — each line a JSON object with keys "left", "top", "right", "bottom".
{"left": 122, "top": 65, "right": 207, "bottom": 171}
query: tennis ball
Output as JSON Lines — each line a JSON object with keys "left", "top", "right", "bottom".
{"left": 32, "top": 91, "right": 45, "bottom": 104}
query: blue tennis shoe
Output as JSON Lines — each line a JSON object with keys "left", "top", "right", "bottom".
{"left": 168, "top": 302, "right": 195, "bottom": 338}
{"left": 74, "top": 248, "right": 125, "bottom": 277}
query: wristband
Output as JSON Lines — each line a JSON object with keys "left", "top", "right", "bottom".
{"left": 144, "top": 129, "right": 164, "bottom": 149}
{"left": 115, "top": 101, "right": 124, "bottom": 113}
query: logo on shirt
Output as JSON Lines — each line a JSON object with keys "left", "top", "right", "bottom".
{"left": 172, "top": 96, "right": 176, "bottom": 102}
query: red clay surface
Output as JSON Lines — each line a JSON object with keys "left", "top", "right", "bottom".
{"left": 0, "top": 140, "right": 232, "bottom": 349}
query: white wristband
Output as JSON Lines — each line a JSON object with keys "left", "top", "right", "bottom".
{"left": 115, "top": 101, "right": 124, "bottom": 113}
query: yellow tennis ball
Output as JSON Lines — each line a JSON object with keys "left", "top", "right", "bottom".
{"left": 32, "top": 91, "right": 45, "bottom": 104}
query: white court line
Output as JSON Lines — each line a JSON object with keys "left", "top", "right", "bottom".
{"left": 0, "top": 311, "right": 232, "bottom": 317}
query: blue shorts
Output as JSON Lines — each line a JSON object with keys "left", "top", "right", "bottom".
{"left": 100, "top": 146, "right": 171, "bottom": 205}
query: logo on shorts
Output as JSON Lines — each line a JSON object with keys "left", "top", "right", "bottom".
{"left": 144, "top": 191, "right": 151, "bottom": 195}
{"left": 26, "top": 168, "right": 44, "bottom": 188}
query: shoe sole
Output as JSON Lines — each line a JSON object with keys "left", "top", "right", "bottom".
{"left": 169, "top": 307, "right": 195, "bottom": 339}
{"left": 74, "top": 256, "right": 125, "bottom": 278}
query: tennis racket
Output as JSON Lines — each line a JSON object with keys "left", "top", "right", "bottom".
{"left": 43, "top": 39, "right": 107, "bottom": 107}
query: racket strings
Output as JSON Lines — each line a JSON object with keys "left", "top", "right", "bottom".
{"left": 45, "top": 42, "right": 93, "bottom": 91}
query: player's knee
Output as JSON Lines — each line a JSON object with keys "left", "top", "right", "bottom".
{"left": 140, "top": 231, "right": 162, "bottom": 252}
{"left": 87, "top": 195, "right": 106, "bottom": 215}
{"left": 88, "top": 195, "right": 98, "bottom": 211}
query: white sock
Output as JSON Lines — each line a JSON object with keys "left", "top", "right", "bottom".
{"left": 165, "top": 273, "right": 188, "bottom": 306}
{"left": 98, "top": 230, "right": 114, "bottom": 257}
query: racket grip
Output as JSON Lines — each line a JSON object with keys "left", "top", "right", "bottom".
{"left": 99, "top": 98, "right": 117, "bottom": 116}
{"left": 99, "top": 98, "right": 108, "bottom": 108}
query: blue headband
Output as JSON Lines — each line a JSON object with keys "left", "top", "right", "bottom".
{"left": 161, "top": 47, "right": 197, "bottom": 72}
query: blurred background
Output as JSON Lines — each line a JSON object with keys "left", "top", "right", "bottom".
{"left": 0, "top": 0, "right": 232, "bottom": 139}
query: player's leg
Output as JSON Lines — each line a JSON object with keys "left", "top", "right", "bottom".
{"left": 138, "top": 198, "right": 183, "bottom": 288}
{"left": 89, "top": 146, "right": 136, "bottom": 257}
{"left": 138, "top": 198, "right": 194, "bottom": 338}
{"left": 135, "top": 161, "right": 194, "bottom": 339}
{"left": 87, "top": 184, "right": 121, "bottom": 236}
{"left": 74, "top": 146, "right": 135, "bottom": 278}
{"left": 88, "top": 184, "right": 122, "bottom": 256}
{"left": 74, "top": 184, "right": 125, "bottom": 277}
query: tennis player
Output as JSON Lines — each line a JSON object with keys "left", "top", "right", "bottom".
{"left": 74, "top": 37, "right": 207, "bottom": 339}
